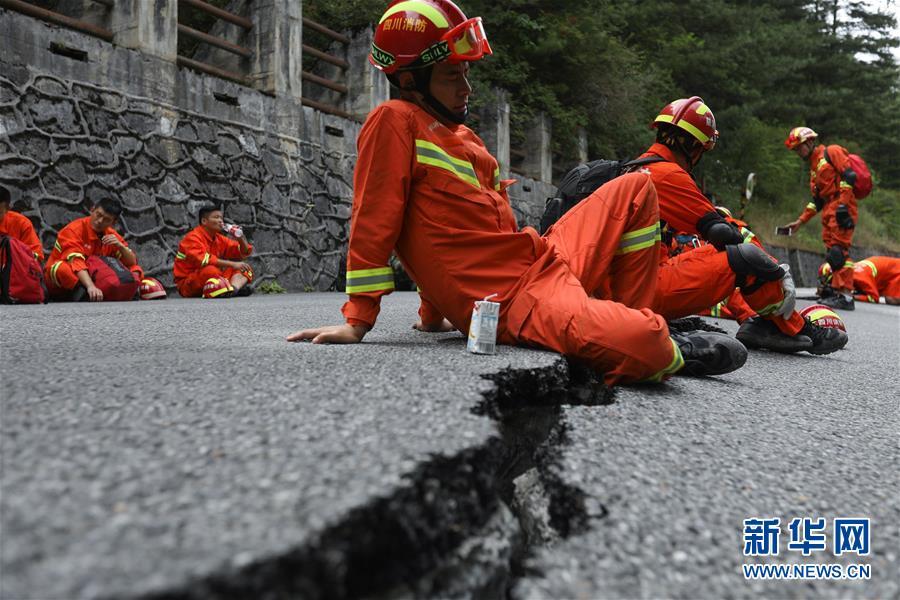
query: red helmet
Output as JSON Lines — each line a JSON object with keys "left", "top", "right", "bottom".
{"left": 202, "top": 276, "right": 234, "bottom": 299}
{"left": 651, "top": 96, "right": 718, "bottom": 150}
{"left": 784, "top": 126, "right": 818, "bottom": 150}
{"left": 817, "top": 262, "right": 833, "bottom": 285}
{"left": 370, "top": 0, "right": 492, "bottom": 74}
{"left": 799, "top": 304, "right": 846, "bottom": 331}
{"left": 139, "top": 277, "right": 167, "bottom": 300}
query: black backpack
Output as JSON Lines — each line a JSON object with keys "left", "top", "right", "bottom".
{"left": 539, "top": 156, "right": 665, "bottom": 234}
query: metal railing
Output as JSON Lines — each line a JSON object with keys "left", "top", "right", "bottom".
{"left": 301, "top": 16, "right": 353, "bottom": 120}
{"left": 0, "top": 0, "right": 114, "bottom": 42}
{"left": 176, "top": 0, "right": 253, "bottom": 86}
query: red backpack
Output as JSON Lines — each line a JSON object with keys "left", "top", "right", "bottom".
{"left": 0, "top": 234, "right": 47, "bottom": 304}
{"left": 86, "top": 255, "right": 140, "bottom": 301}
{"left": 824, "top": 146, "right": 873, "bottom": 199}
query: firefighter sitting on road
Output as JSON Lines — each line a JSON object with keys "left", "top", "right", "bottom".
{"left": 44, "top": 197, "right": 147, "bottom": 302}
{"left": 0, "top": 185, "right": 44, "bottom": 262}
{"left": 780, "top": 127, "right": 858, "bottom": 311}
{"left": 173, "top": 203, "right": 254, "bottom": 298}
{"left": 637, "top": 97, "right": 847, "bottom": 356}
{"left": 287, "top": 0, "right": 749, "bottom": 384}
{"left": 819, "top": 256, "right": 900, "bottom": 306}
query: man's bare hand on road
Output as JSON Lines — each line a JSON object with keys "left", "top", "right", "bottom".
{"left": 287, "top": 323, "right": 369, "bottom": 344}
{"left": 412, "top": 318, "right": 455, "bottom": 333}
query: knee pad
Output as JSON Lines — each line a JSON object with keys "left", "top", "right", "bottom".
{"left": 726, "top": 243, "right": 785, "bottom": 293}
{"left": 826, "top": 245, "right": 845, "bottom": 271}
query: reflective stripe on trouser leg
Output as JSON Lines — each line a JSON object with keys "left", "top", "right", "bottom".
{"left": 544, "top": 172, "right": 661, "bottom": 309}
{"left": 45, "top": 261, "right": 78, "bottom": 294}
{"left": 177, "top": 265, "right": 225, "bottom": 297}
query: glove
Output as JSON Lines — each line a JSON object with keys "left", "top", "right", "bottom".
{"left": 776, "top": 264, "right": 797, "bottom": 319}
{"left": 835, "top": 204, "right": 854, "bottom": 229}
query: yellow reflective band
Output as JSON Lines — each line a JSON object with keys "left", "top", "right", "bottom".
{"left": 207, "top": 286, "right": 231, "bottom": 298}
{"left": 379, "top": 1, "right": 449, "bottom": 27}
{"left": 755, "top": 302, "right": 783, "bottom": 317}
{"left": 644, "top": 338, "right": 685, "bottom": 383}
{"left": 346, "top": 266, "right": 394, "bottom": 294}
{"left": 817, "top": 158, "right": 828, "bottom": 172}
{"left": 839, "top": 181, "right": 853, "bottom": 189}
{"left": 655, "top": 114, "right": 710, "bottom": 143}
{"left": 695, "top": 103, "right": 710, "bottom": 115}
{"left": 739, "top": 227, "right": 755, "bottom": 242}
{"left": 347, "top": 266, "right": 394, "bottom": 278}
{"left": 66, "top": 252, "right": 85, "bottom": 262}
{"left": 857, "top": 260, "right": 877, "bottom": 277}
{"left": 50, "top": 262, "right": 62, "bottom": 286}
{"left": 175, "top": 252, "right": 186, "bottom": 260}
{"left": 54, "top": 241, "right": 61, "bottom": 252}
{"left": 616, "top": 222, "right": 661, "bottom": 255}
{"left": 806, "top": 202, "right": 817, "bottom": 211}
{"left": 202, "top": 253, "right": 210, "bottom": 266}
{"left": 416, "top": 140, "right": 481, "bottom": 188}
{"left": 807, "top": 308, "right": 838, "bottom": 322}
{"left": 493, "top": 167, "right": 501, "bottom": 191}
{"left": 843, "top": 261, "right": 855, "bottom": 268}
{"left": 867, "top": 295, "right": 876, "bottom": 303}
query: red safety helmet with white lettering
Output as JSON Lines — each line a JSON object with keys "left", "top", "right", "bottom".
{"left": 784, "top": 126, "right": 818, "bottom": 150}
{"left": 369, "top": 0, "right": 492, "bottom": 74}
{"left": 651, "top": 96, "right": 719, "bottom": 151}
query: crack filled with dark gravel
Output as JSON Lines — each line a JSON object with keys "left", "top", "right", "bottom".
{"left": 136, "top": 358, "right": 611, "bottom": 600}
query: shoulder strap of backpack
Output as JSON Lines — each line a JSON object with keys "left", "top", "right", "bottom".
{"left": 621, "top": 156, "right": 667, "bottom": 171}
{"left": 0, "top": 235, "right": 11, "bottom": 303}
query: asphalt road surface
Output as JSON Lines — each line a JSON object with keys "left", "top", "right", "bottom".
{"left": 1, "top": 291, "right": 897, "bottom": 599}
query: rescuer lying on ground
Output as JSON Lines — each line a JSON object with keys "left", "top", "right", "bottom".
{"left": 44, "top": 198, "right": 146, "bottom": 302}
{"left": 173, "top": 203, "right": 254, "bottom": 298}
{"left": 780, "top": 127, "right": 858, "bottom": 311}
{"left": 0, "top": 185, "right": 44, "bottom": 262}
{"left": 636, "top": 97, "right": 847, "bottom": 356}
{"left": 819, "top": 256, "right": 900, "bottom": 305}
{"left": 287, "top": 0, "right": 748, "bottom": 385}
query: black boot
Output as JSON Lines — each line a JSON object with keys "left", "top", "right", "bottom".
{"left": 669, "top": 329, "right": 748, "bottom": 377}
{"left": 736, "top": 317, "right": 813, "bottom": 353}
{"left": 799, "top": 318, "right": 848, "bottom": 355}
{"left": 819, "top": 293, "right": 855, "bottom": 311}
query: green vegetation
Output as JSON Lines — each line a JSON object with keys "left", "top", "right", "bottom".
{"left": 306, "top": 0, "right": 899, "bottom": 249}
{"left": 257, "top": 280, "right": 287, "bottom": 294}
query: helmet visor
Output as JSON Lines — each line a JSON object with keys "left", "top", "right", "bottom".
{"left": 442, "top": 17, "right": 492, "bottom": 62}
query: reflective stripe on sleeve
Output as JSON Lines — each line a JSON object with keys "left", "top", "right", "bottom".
{"left": 65, "top": 252, "right": 85, "bottom": 262}
{"left": 493, "top": 167, "right": 501, "bottom": 191}
{"left": 202, "top": 253, "right": 210, "bottom": 267}
{"left": 806, "top": 202, "right": 817, "bottom": 211}
{"left": 54, "top": 241, "right": 61, "bottom": 252}
{"left": 415, "top": 139, "right": 481, "bottom": 189}
{"left": 346, "top": 266, "right": 395, "bottom": 294}
{"left": 644, "top": 338, "right": 685, "bottom": 383}
{"left": 175, "top": 252, "right": 186, "bottom": 260}
{"left": 616, "top": 222, "right": 661, "bottom": 255}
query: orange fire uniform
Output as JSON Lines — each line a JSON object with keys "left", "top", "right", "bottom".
{"left": 173, "top": 225, "right": 254, "bottom": 297}
{"left": 640, "top": 143, "right": 804, "bottom": 335}
{"left": 44, "top": 216, "right": 142, "bottom": 297}
{"left": 796, "top": 144, "right": 857, "bottom": 290}
{"left": 342, "top": 99, "right": 681, "bottom": 385}
{"left": 0, "top": 209, "right": 44, "bottom": 261}
{"left": 852, "top": 256, "right": 900, "bottom": 303}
